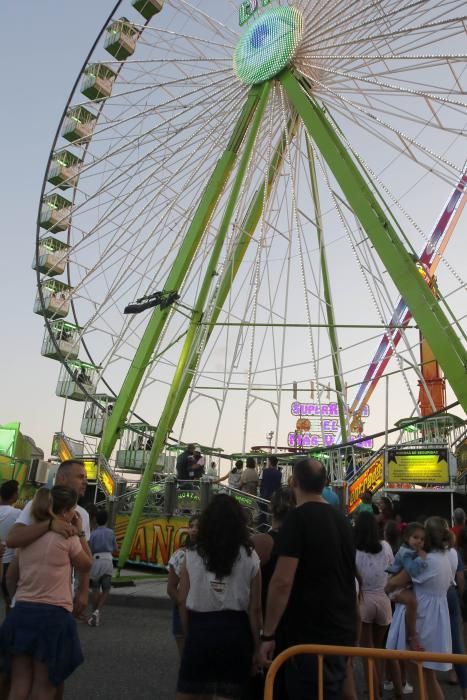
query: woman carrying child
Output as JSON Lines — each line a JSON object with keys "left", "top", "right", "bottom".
{"left": 386, "top": 516, "right": 453, "bottom": 700}
{"left": 385, "top": 521, "right": 427, "bottom": 651}
{"left": 0, "top": 486, "right": 92, "bottom": 699}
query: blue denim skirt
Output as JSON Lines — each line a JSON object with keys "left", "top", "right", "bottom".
{"left": 0, "top": 602, "right": 83, "bottom": 686}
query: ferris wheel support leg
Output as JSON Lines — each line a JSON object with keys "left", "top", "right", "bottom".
{"left": 280, "top": 69, "right": 467, "bottom": 413}
{"left": 165, "top": 115, "right": 301, "bottom": 430}
{"left": 305, "top": 136, "right": 348, "bottom": 440}
{"left": 98, "top": 85, "right": 264, "bottom": 461}
{"left": 116, "top": 81, "right": 272, "bottom": 570}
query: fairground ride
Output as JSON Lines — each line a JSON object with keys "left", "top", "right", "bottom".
{"left": 33, "top": 0, "right": 466, "bottom": 568}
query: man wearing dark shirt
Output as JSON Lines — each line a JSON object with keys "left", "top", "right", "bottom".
{"left": 260, "top": 457, "right": 356, "bottom": 699}
{"left": 260, "top": 455, "right": 282, "bottom": 500}
{"left": 176, "top": 443, "right": 195, "bottom": 481}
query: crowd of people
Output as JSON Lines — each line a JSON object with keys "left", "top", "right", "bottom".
{"left": 167, "top": 456, "right": 467, "bottom": 700}
{"left": 166, "top": 458, "right": 359, "bottom": 699}
{"left": 1, "top": 453, "right": 467, "bottom": 699}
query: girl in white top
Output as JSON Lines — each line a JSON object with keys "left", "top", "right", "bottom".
{"left": 355, "top": 511, "right": 394, "bottom": 700}
{"left": 167, "top": 515, "right": 199, "bottom": 656}
{"left": 176, "top": 494, "right": 261, "bottom": 700}
{"left": 227, "top": 460, "right": 244, "bottom": 490}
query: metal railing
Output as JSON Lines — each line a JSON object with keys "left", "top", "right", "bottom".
{"left": 217, "top": 483, "right": 271, "bottom": 533}
{"left": 453, "top": 427, "right": 467, "bottom": 452}
{"left": 97, "top": 476, "right": 272, "bottom": 534}
{"left": 264, "top": 644, "right": 467, "bottom": 700}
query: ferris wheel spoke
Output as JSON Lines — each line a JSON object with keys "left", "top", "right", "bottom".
{"left": 299, "top": 74, "right": 464, "bottom": 185}
{"left": 313, "top": 154, "right": 422, "bottom": 412}
{"left": 73, "top": 77, "right": 248, "bottom": 205}
{"left": 303, "top": 0, "right": 446, "bottom": 51}
{"left": 138, "top": 25, "right": 235, "bottom": 52}
{"left": 310, "top": 14, "right": 467, "bottom": 56}
{"left": 66, "top": 81, "right": 248, "bottom": 275}
{"left": 300, "top": 59, "right": 467, "bottom": 109}
{"left": 72, "top": 94, "right": 247, "bottom": 274}
{"left": 174, "top": 0, "right": 239, "bottom": 41}
{"left": 75, "top": 67, "right": 241, "bottom": 153}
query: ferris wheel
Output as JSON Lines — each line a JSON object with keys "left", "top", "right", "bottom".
{"left": 34, "top": 0, "right": 467, "bottom": 479}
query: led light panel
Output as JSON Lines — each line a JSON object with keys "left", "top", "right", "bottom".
{"left": 234, "top": 6, "right": 304, "bottom": 85}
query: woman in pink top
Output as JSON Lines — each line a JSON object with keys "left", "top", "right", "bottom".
{"left": 0, "top": 486, "right": 91, "bottom": 699}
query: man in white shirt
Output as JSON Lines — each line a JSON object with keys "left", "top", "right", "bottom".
{"left": 7, "top": 460, "right": 90, "bottom": 616}
{"left": 0, "top": 480, "right": 21, "bottom": 611}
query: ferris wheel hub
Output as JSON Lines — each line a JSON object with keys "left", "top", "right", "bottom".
{"left": 234, "top": 6, "right": 304, "bottom": 86}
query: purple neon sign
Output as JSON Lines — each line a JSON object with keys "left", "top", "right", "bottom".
{"left": 287, "top": 402, "right": 373, "bottom": 449}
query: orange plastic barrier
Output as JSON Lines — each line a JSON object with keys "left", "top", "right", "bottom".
{"left": 264, "top": 644, "right": 467, "bottom": 700}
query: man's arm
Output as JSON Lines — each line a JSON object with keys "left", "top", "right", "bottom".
{"left": 5, "top": 555, "right": 19, "bottom": 601}
{"left": 7, "top": 519, "right": 74, "bottom": 548}
{"left": 72, "top": 514, "right": 92, "bottom": 616}
{"left": 248, "top": 569, "right": 262, "bottom": 652}
{"left": 263, "top": 556, "right": 298, "bottom": 636}
{"left": 260, "top": 556, "right": 298, "bottom": 665}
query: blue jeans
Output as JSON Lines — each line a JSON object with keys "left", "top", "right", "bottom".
{"left": 447, "top": 585, "right": 467, "bottom": 690}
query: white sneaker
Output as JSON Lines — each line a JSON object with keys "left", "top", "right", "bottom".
{"left": 383, "top": 681, "right": 394, "bottom": 691}
{"left": 402, "top": 682, "right": 413, "bottom": 694}
{"left": 88, "top": 610, "right": 100, "bottom": 627}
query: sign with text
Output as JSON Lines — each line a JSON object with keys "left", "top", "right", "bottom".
{"left": 387, "top": 449, "right": 449, "bottom": 485}
{"left": 239, "top": 0, "right": 272, "bottom": 25}
{"left": 114, "top": 515, "right": 190, "bottom": 568}
{"left": 287, "top": 401, "right": 373, "bottom": 449}
{"left": 348, "top": 454, "right": 384, "bottom": 514}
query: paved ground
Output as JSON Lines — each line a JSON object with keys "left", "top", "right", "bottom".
{"left": 62, "top": 583, "right": 464, "bottom": 700}
{"left": 67, "top": 603, "right": 179, "bottom": 700}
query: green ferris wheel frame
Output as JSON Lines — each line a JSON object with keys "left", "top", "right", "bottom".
{"left": 108, "top": 67, "right": 467, "bottom": 570}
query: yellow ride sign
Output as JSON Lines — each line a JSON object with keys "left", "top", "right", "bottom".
{"left": 387, "top": 449, "right": 449, "bottom": 484}
{"left": 348, "top": 455, "right": 384, "bottom": 513}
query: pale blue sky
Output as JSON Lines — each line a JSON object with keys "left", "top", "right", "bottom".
{"left": 0, "top": 2, "right": 464, "bottom": 458}
{"left": 0, "top": 1, "right": 115, "bottom": 451}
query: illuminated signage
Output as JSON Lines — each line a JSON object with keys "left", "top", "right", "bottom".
{"left": 291, "top": 402, "right": 369, "bottom": 417}
{"left": 100, "top": 468, "right": 116, "bottom": 497}
{"left": 83, "top": 460, "right": 97, "bottom": 481}
{"left": 287, "top": 402, "right": 373, "bottom": 449}
{"left": 348, "top": 455, "right": 384, "bottom": 513}
{"left": 387, "top": 449, "right": 449, "bottom": 485}
{"left": 239, "top": 0, "right": 271, "bottom": 26}
{"left": 115, "top": 515, "right": 190, "bottom": 568}
{"left": 53, "top": 435, "right": 72, "bottom": 462}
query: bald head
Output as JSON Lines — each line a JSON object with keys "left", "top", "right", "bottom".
{"left": 293, "top": 458, "right": 326, "bottom": 494}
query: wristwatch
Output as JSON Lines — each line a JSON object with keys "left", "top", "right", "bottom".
{"left": 78, "top": 531, "right": 86, "bottom": 538}
{"left": 260, "top": 633, "right": 275, "bottom": 642}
